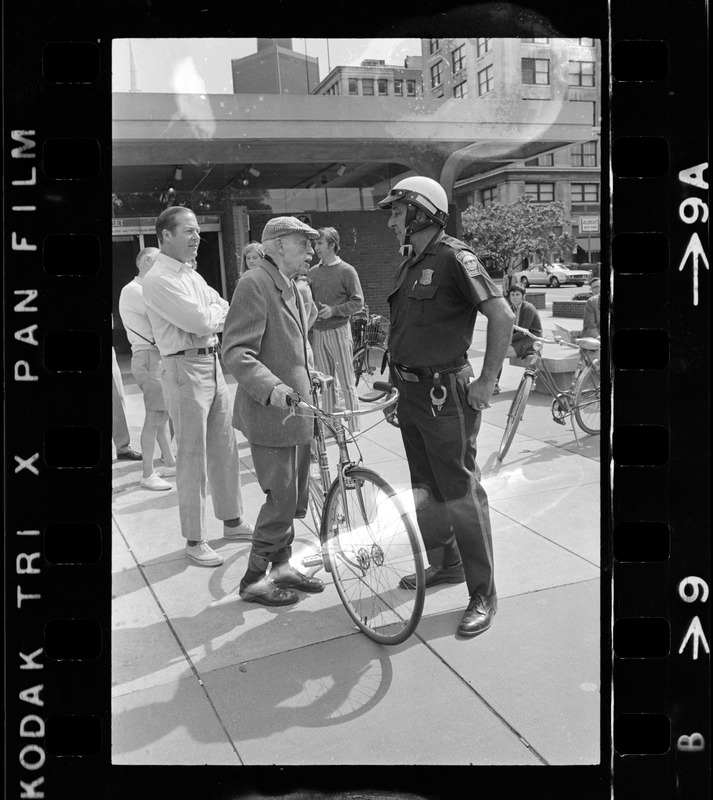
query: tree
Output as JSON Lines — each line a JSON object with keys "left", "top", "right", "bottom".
{"left": 460, "top": 196, "right": 576, "bottom": 274}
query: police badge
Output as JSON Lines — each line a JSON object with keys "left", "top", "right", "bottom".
{"left": 419, "top": 269, "right": 434, "bottom": 285}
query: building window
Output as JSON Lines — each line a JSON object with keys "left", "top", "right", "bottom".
{"left": 525, "top": 183, "right": 555, "bottom": 202}
{"left": 522, "top": 58, "right": 550, "bottom": 85}
{"left": 477, "top": 65, "right": 494, "bottom": 95}
{"left": 524, "top": 153, "right": 554, "bottom": 167}
{"left": 577, "top": 38, "right": 595, "bottom": 46}
{"left": 430, "top": 61, "right": 444, "bottom": 88}
{"left": 406, "top": 80, "right": 416, "bottom": 96}
{"left": 571, "top": 141, "right": 598, "bottom": 167}
{"left": 523, "top": 37, "right": 549, "bottom": 44}
{"left": 362, "top": 78, "right": 374, "bottom": 96}
{"left": 377, "top": 79, "right": 388, "bottom": 96}
{"left": 569, "top": 60, "right": 595, "bottom": 87}
{"left": 571, "top": 183, "right": 599, "bottom": 203}
{"left": 348, "top": 78, "right": 358, "bottom": 95}
{"left": 452, "top": 44, "right": 466, "bottom": 73}
{"left": 429, "top": 38, "right": 440, "bottom": 54}
{"left": 476, "top": 38, "right": 492, "bottom": 57}
{"left": 394, "top": 79, "right": 403, "bottom": 96}
{"left": 481, "top": 187, "right": 498, "bottom": 207}
{"left": 453, "top": 81, "right": 468, "bottom": 99}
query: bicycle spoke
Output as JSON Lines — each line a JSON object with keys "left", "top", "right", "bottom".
{"left": 324, "top": 469, "right": 424, "bottom": 645}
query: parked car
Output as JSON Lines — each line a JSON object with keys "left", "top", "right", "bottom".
{"left": 518, "top": 264, "right": 592, "bottom": 288}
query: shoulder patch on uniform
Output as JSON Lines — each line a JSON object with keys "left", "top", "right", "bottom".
{"left": 456, "top": 250, "right": 482, "bottom": 277}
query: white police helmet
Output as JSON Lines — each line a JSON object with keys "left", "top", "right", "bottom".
{"left": 377, "top": 176, "right": 449, "bottom": 227}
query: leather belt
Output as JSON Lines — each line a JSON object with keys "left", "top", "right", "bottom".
{"left": 167, "top": 345, "right": 219, "bottom": 357}
{"left": 392, "top": 357, "right": 468, "bottom": 382}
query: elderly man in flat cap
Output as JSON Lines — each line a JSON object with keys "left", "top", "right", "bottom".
{"left": 222, "top": 216, "right": 325, "bottom": 606}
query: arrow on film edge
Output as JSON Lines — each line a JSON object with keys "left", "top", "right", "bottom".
{"left": 678, "top": 232, "right": 709, "bottom": 306}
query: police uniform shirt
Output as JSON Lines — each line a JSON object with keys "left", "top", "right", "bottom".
{"left": 387, "top": 233, "right": 502, "bottom": 368}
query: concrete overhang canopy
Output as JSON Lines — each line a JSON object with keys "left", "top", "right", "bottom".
{"left": 113, "top": 91, "right": 595, "bottom": 191}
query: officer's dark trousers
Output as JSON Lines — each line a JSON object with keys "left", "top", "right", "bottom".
{"left": 396, "top": 367, "right": 496, "bottom": 598}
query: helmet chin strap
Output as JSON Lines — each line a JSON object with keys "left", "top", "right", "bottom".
{"left": 399, "top": 206, "right": 432, "bottom": 257}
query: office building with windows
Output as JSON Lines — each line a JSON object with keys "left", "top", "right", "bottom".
{"left": 231, "top": 38, "right": 320, "bottom": 95}
{"left": 312, "top": 57, "right": 423, "bottom": 99}
{"left": 422, "top": 37, "right": 602, "bottom": 263}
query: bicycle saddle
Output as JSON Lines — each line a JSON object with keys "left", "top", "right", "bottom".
{"left": 574, "top": 337, "right": 601, "bottom": 350}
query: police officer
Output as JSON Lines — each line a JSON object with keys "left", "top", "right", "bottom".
{"left": 378, "top": 176, "right": 514, "bottom": 637}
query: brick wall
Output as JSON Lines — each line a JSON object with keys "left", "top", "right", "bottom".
{"left": 552, "top": 300, "right": 587, "bottom": 319}
{"left": 526, "top": 291, "right": 546, "bottom": 310}
{"left": 249, "top": 210, "right": 402, "bottom": 319}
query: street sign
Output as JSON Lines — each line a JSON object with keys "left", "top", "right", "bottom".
{"left": 580, "top": 216, "right": 600, "bottom": 233}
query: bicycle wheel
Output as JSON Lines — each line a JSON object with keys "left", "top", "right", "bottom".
{"left": 573, "top": 363, "right": 601, "bottom": 435}
{"left": 353, "top": 344, "right": 389, "bottom": 402}
{"left": 497, "top": 374, "right": 534, "bottom": 461}
{"left": 323, "top": 467, "right": 425, "bottom": 645}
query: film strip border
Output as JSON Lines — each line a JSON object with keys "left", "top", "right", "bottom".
{"left": 4, "top": 28, "right": 110, "bottom": 796}
{"left": 2, "top": 4, "right": 709, "bottom": 800}
{"left": 610, "top": 0, "right": 710, "bottom": 797}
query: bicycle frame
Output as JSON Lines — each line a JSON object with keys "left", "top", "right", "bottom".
{"left": 519, "top": 339, "right": 599, "bottom": 445}
{"left": 297, "top": 374, "right": 399, "bottom": 542}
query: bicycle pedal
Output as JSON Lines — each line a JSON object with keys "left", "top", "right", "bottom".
{"left": 552, "top": 416, "right": 566, "bottom": 426}
{"left": 301, "top": 553, "right": 324, "bottom": 568}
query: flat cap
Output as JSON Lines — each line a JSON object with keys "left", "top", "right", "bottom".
{"left": 261, "top": 216, "right": 320, "bottom": 243}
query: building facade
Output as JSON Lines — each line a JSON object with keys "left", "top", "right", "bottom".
{"left": 231, "top": 38, "right": 320, "bottom": 95}
{"left": 312, "top": 58, "right": 423, "bottom": 98}
{"left": 422, "top": 37, "right": 602, "bottom": 263}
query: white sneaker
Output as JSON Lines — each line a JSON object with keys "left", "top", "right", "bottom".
{"left": 158, "top": 465, "right": 176, "bottom": 477}
{"left": 223, "top": 519, "right": 254, "bottom": 540}
{"left": 185, "top": 541, "right": 224, "bottom": 567}
{"left": 140, "top": 473, "right": 172, "bottom": 491}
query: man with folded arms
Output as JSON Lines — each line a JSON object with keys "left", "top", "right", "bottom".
{"left": 143, "top": 206, "right": 252, "bottom": 567}
{"left": 222, "top": 216, "right": 325, "bottom": 605}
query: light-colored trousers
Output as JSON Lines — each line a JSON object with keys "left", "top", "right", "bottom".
{"left": 160, "top": 354, "right": 243, "bottom": 541}
{"left": 311, "top": 325, "right": 360, "bottom": 431}
{"left": 111, "top": 347, "right": 131, "bottom": 453}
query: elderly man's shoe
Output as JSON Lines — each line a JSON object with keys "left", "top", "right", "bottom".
{"left": 270, "top": 565, "right": 325, "bottom": 593}
{"left": 457, "top": 593, "right": 497, "bottom": 637}
{"left": 399, "top": 563, "right": 465, "bottom": 590}
{"left": 240, "top": 577, "right": 299, "bottom": 606}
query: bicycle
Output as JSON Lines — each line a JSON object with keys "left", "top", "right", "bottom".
{"left": 286, "top": 375, "right": 425, "bottom": 645}
{"left": 497, "top": 332, "right": 601, "bottom": 461}
{"left": 351, "top": 305, "right": 390, "bottom": 402}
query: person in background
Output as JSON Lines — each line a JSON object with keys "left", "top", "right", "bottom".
{"left": 112, "top": 313, "right": 141, "bottom": 461}
{"left": 582, "top": 277, "right": 601, "bottom": 338}
{"left": 239, "top": 241, "right": 264, "bottom": 276}
{"left": 143, "top": 206, "right": 253, "bottom": 568}
{"left": 378, "top": 176, "right": 514, "bottom": 639}
{"left": 308, "top": 227, "right": 364, "bottom": 432}
{"left": 502, "top": 265, "right": 521, "bottom": 295}
{"left": 222, "top": 216, "right": 325, "bottom": 606}
{"left": 119, "top": 246, "right": 176, "bottom": 491}
{"left": 493, "top": 283, "right": 543, "bottom": 394}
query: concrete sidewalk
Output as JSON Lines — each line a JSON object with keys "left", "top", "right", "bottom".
{"left": 111, "top": 311, "right": 602, "bottom": 767}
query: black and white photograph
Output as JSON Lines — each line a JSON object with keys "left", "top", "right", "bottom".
{"left": 110, "top": 35, "right": 603, "bottom": 767}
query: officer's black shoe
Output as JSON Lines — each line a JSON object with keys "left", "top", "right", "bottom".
{"left": 457, "top": 592, "right": 498, "bottom": 637}
{"left": 399, "top": 563, "right": 465, "bottom": 589}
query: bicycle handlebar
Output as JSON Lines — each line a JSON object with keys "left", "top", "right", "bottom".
{"left": 519, "top": 329, "right": 601, "bottom": 350}
{"left": 286, "top": 381, "right": 398, "bottom": 420}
